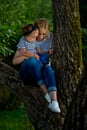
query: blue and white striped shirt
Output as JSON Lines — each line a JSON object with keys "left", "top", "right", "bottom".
{"left": 17, "top": 36, "right": 38, "bottom": 54}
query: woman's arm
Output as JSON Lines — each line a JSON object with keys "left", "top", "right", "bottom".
{"left": 12, "top": 50, "right": 28, "bottom": 65}
{"left": 36, "top": 47, "right": 43, "bottom": 54}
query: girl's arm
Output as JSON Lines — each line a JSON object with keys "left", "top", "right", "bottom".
{"left": 19, "top": 48, "right": 40, "bottom": 60}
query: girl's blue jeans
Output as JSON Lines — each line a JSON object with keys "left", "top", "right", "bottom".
{"left": 19, "top": 57, "right": 57, "bottom": 92}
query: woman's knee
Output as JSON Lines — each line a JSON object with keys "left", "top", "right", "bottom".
{"left": 44, "top": 65, "right": 54, "bottom": 75}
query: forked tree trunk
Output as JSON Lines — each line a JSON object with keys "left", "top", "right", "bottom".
{"left": 0, "top": 62, "right": 87, "bottom": 130}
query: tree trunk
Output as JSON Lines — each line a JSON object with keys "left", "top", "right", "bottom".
{"left": 52, "top": 0, "right": 83, "bottom": 106}
{"left": 63, "top": 64, "right": 87, "bottom": 130}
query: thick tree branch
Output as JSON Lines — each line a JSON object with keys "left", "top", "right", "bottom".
{"left": 0, "top": 62, "right": 62, "bottom": 130}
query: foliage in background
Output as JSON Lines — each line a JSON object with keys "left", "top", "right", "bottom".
{"left": 79, "top": 0, "right": 87, "bottom": 28}
{"left": 0, "top": 2, "right": 52, "bottom": 128}
{"left": 0, "top": 85, "right": 21, "bottom": 110}
{"left": 0, "top": 109, "right": 34, "bottom": 130}
{"left": 82, "top": 28, "right": 87, "bottom": 64}
{"left": 0, "top": 0, "right": 87, "bottom": 63}
{"left": 0, "top": 0, "right": 52, "bottom": 62}
{"left": 79, "top": 0, "right": 87, "bottom": 64}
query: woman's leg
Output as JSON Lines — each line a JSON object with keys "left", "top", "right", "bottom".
{"left": 19, "top": 58, "right": 51, "bottom": 102}
{"left": 42, "top": 65, "right": 57, "bottom": 99}
{"left": 42, "top": 65, "right": 61, "bottom": 112}
{"left": 26, "top": 58, "right": 45, "bottom": 86}
{"left": 19, "top": 58, "right": 43, "bottom": 83}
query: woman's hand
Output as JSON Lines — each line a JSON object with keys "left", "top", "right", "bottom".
{"left": 47, "top": 48, "right": 53, "bottom": 55}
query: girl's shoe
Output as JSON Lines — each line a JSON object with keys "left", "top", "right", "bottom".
{"left": 48, "top": 101, "right": 61, "bottom": 113}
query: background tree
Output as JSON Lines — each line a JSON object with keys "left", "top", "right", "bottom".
{"left": 79, "top": 0, "right": 87, "bottom": 28}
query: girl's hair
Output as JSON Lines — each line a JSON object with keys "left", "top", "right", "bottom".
{"left": 34, "top": 18, "right": 49, "bottom": 29}
{"left": 22, "top": 24, "right": 38, "bottom": 36}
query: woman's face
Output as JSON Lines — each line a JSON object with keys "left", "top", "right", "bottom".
{"left": 36, "top": 28, "right": 49, "bottom": 42}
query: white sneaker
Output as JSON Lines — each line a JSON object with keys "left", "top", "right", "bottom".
{"left": 48, "top": 101, "right": 61, "bottom": 113}
{"left": 44, "top": 93, "right": 51, "bottom": 103}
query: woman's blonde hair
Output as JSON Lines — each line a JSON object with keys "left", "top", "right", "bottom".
{"left": 34, "top": 18, "right": 50, "bottom": 38}
{"left": 34, "top": 18, "right": 49, "bottom": 30}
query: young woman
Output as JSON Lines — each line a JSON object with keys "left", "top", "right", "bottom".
{"left": 12, "top": 19, "right": 61, "bottom": 113}
{"left": 34, "top": 18, "right": 53, "bottom": 55}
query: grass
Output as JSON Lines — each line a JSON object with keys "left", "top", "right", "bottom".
{"left": 0, "top": 108, "right": 34, "bottom": 130}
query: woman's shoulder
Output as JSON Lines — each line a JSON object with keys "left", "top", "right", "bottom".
{"left": 49, "top": 32, "right": 53, "bottom": 38}
{"left": 46, "top": 32, "right": 53, "bottom": 41}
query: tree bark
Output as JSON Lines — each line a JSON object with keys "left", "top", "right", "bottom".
{"left": 52, "top": 0, "right": 83, "bottom": 106}
{"left": 0, "top": 62, "right": 87, "bottom": 130}
{"left": 0, "top": 62, "right": 62, "bottom": 130}
{"left": 63, "top": 63, "right": 87, "bottom": 130}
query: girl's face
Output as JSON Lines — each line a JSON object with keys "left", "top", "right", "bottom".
{"left": 36, "top": 28, "right": 49, "bottom": 42}
{"left": 27, "top": 29, "right": 39, "bottom": 43}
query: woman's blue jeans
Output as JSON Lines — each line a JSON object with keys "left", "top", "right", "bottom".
{"left": 19, "top": 57, "right": 57, "bottom": 92}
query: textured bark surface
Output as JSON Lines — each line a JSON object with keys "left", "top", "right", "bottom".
{"left": 63, "top": 64, "right": 87, "bottom": 130}
{"left": 0, "top": 62, "right": 62, "bottom": 130}
{"left": 52, "top": 0, "right": 83, "bottom": 105}
{"left": 0, "top": 62, "right": 87, "bottom": 130}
